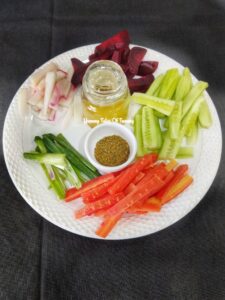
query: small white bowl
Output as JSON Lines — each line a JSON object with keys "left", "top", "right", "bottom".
{"left": 84, "top": 122, "right": 137, "bottom": 174}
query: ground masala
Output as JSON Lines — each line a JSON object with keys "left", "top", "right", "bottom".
{"left": 94, "top": 135, "right": 130, "bottom": 166}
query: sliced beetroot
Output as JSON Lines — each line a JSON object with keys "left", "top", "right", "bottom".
{"left": 138, "top": 61, "right": 159, "bottom": 76}
{"left": 128, "top": 47, "right": 147, "bottom": 75}
{"left": 89, "top": 53, "right": 98, "bottom": 61}
{"left": 71, "top": 58, "right": 88, "bottom": 86}
{"left": 120, "top": 64, "right": 129, "bottom": 74}
{"left": 95, "top": 30, "right": 130, "bottom": 55}
{"left": 111, "top": 50, "right": 122, "bottom": 64}
{"left": 128, "top": 74, "right": 154, "bottom": 93}
{"left": 71, "top": 58, "right": 86, "bottom": 71}
{"left": 121, "top": 47, "right": 130, "bottom": 64}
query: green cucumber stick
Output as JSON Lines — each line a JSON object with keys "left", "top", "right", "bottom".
{"left": 186, "top": 121, "right": 199, "bottom": 145}
{"left": 174, "top": 67, "right": 192, "bottom": 101}
{"left": 176, "top": 147, "right": 194, "bottom": 158}
{"left": 158, "top": 68, "right": 179, "bottom": 99}
{"left": 146, "top": 74, "right": 165, "bottom": 96}
{"left": 181, "top": 96, "right": 204, "bottom": 136}
{"left": 168, "top": 101, "right": 182, "bottom": 139}
{"left": 198, "top": 100, "right": 212, "bottom": 128}
{"left": 142, "top": 106, "right": 159, "bottom": 151}
{"left": 132, "top": 93, "right": 175, "bottom": 116}
{"left": 134, "top": 108, "right": 145, "bottom": 157}
{"left": 182, "top": 81, "right": 208, "bottom": 117}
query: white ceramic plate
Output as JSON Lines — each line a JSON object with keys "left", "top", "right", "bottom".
{"left": 3, "top": 44, "right": 222, "bottom": 240}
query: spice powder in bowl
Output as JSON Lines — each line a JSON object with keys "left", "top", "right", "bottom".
{"left": 94, "top": 135, "right": 130, "bottom": 167}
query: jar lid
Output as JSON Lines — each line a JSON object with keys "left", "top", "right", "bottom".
{"left": 82, "top": 60, "right": 128, "bottom": 106}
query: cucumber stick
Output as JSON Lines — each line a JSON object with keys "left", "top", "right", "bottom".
{"left": 169, "top": 101, "right": 182, "bottom": 139}
{"left": 134, "top": 109, "right": 145, "bottom": 157}
{"left": 182, "top": 81, "right": 208, "bottom": 117}
{"left": 182, "top": 96, "right": 204, "bottom": 136}
{"left": 132, "top": 93, "right": 175, "bottom": 116}
{"left": 159, "top": 130, "right": 184, "bottom": 159}
{"left": 176, "top": 147, "right": 194, "bottom": 158}
{"left": 146, "top": 74, "right": 165, "bottom": 96}
{"left": 158, "top": 68, "right": 180, "bottom": 99}
{"left": 142, "top": 106, "right": 160, "bottom": 151}
{"left": 186, "top": 121, "right": 199, "bottom": 145}
{"left": 154, "top": 110, "right": 165, "bottom": 119}
{"left": 174, "top": 68, "right": 192, "bottom": 101}
{"left": 198, "top": 100, "right": 212, "bottom": 128}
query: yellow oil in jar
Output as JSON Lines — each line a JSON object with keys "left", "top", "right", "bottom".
{"left": 82, "top": 90, "right": 130, "bottom": 127}
{"left": 82, "top": 60, "right": 130, "bottom": 127}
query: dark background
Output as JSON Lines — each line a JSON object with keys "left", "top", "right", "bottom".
{"left": 0, "top": 1, "right": 225, "bottom": 299}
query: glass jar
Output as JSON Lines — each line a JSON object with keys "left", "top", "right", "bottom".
{"left": 82, "top": 60, "right": 130, "bottom": 127}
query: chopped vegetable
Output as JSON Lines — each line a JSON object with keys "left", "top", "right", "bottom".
{"left": 182, "top": 81, "right": 208, "bottom": 117}
{"left": 158, "top": 68, "right": 180, "bottom": 99}
{"left": 146, "top": 74, "right": 165, "bottom": 96}
{"left": 132, "top": 93, "right": 175, "bottom": 116}
{"left": 142, "top": 106, "right": 160, "bottom": 150}
{"left": 127, "top": 47, "right": 147, "bottom": 75}
{"left": 23, "top": 152, "right": 66, "bottom": 169}
{"left": 138, "top": 61, "right": 159, "bottom": 76}
{"left": 168, "top": 101, "right": 182, "bottom": 139}
{"left": 30, "top": 62, "right": 58, "bottom": 86}
{"left": 108, "top": 153, "right": 157, "bottom": 195}
{"left": 75, "top": 193, "right": 124, "bottom": 219}
{"left": 198, "top": 100, "right": 212, "bottom": 128}
{"left": 65, "top": 173, "right": 115, "bottom": 202}
{"left": 106, "top": 175, "right": 165, "bottom": 216}
{"left": 134, "top": 110, "right": 145, "bottom": 157}
{"left": 96, "top": 214, "right": 122, "bottom": 238}
{"left": 174, "top": 67, "right": 192, "bottom": 101}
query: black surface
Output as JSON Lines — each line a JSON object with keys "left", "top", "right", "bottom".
{"left": 0, "top": 1, "right": 225, "bottom": 299}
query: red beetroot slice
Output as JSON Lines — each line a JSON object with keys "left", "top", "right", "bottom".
{"left": 128, "top": 74, "right": 154, "bottom": 93}
{"left": 89, "top": 48, "right": 114, "bottom": 61}
{"left": 111, "top": 50, "right": 122, "bottom": 64}
{"left": 128, "top": 47, "right": 147, "bottom": 75}
{"left": 71, "top": 58, "right": 88, "bottom": 86}
{"left": 138, "top": 61, "right": 159, "bottom": 76}
{"left": 121, "top": 47, "right": 130, "bottom": 64}
{"left": 95, "top": 30, "right": 130, "bottom": 55}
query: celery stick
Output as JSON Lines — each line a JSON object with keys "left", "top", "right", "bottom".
{"left": 176, "top": 147, "right": 194, "bottom": 158}
{"left": 134, "top": 109, "right": 145, "bottom": 157}
{"left": 198, "top": 100, "right": 212, "bottom": 128}
{"left": 182, "top": 81, "right": 208, "bottom": 117}
{"left": 146, "top": 74, "right": 165, "bottom": 96}
{"left": 168, "top": 101, "right": 182, "bottom": 139}
{"left": 158, "top": 69, "right": 180, "bottom": 99}
{"left": 132, "top": 93, "right": 175, "bottom": 116}
{"left": 174, "top": 67, "right": 192, "bottom": 101}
